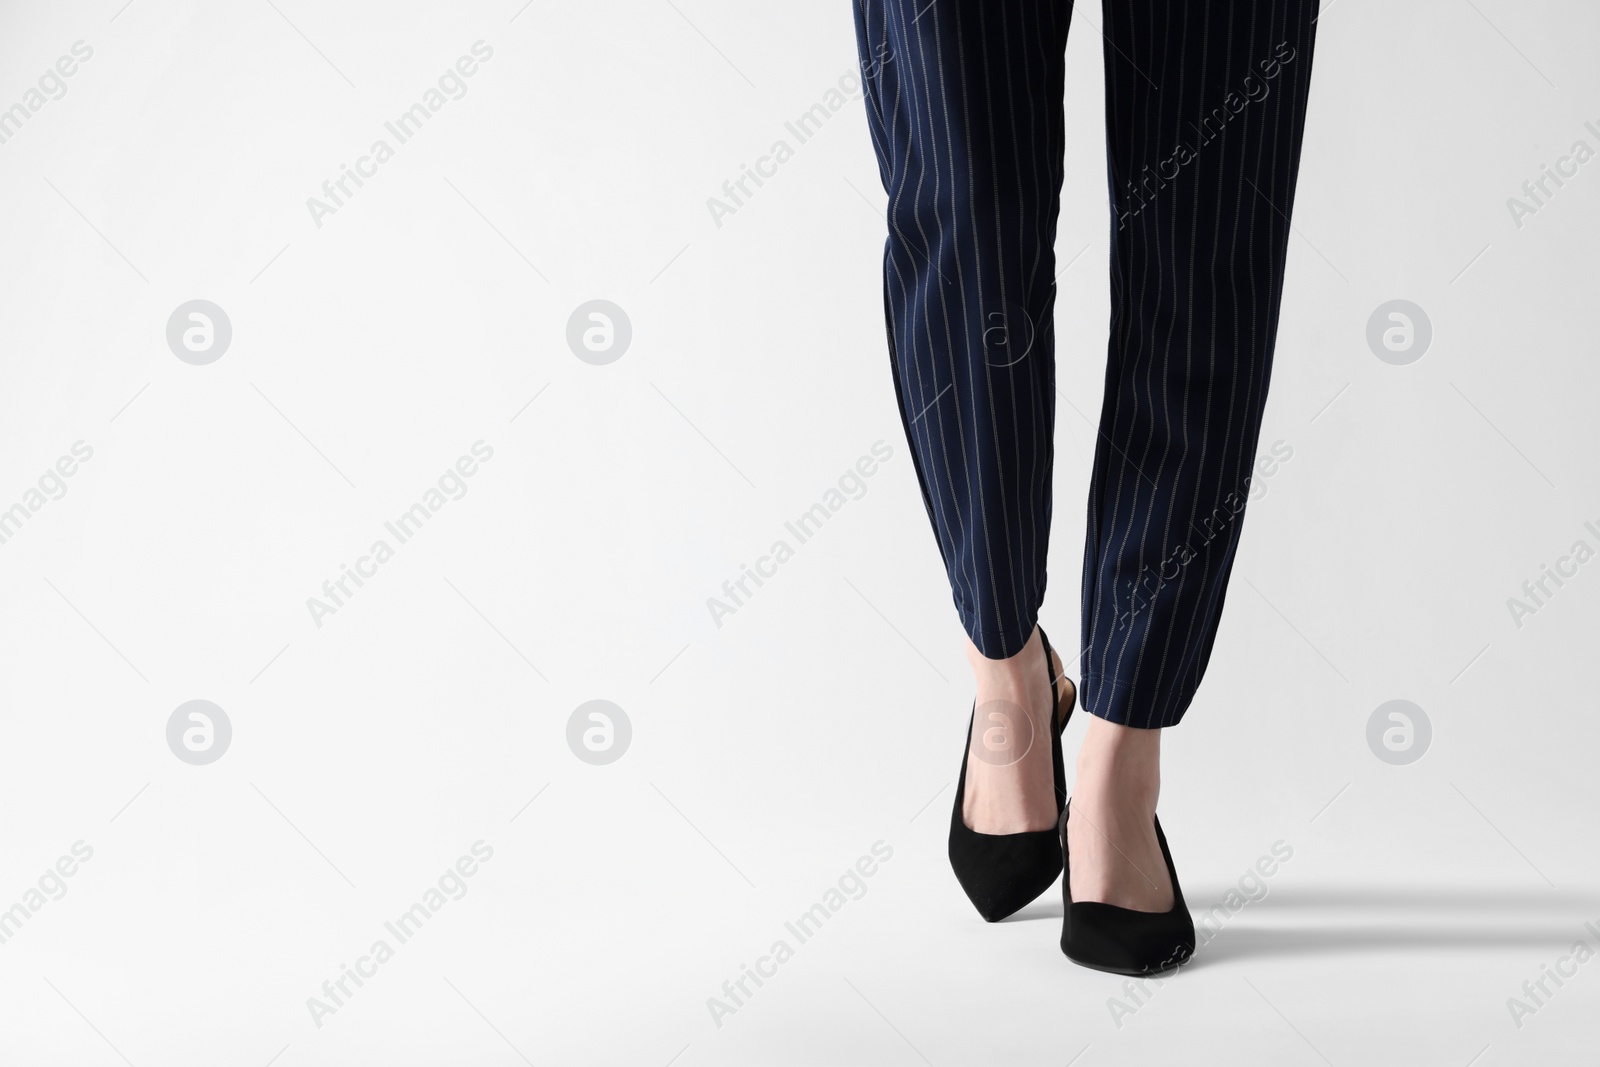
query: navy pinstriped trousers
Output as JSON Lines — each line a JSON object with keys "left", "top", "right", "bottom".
{"left": 854, "top": 0, "right": 1318, "bottom": 728}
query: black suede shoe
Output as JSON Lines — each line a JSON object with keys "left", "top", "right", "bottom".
{"left": 947, "top": 629, "right": 1075, "bottom": 922}
{"left": 1059, "top": 801, "right": 1196, "bottom": 974}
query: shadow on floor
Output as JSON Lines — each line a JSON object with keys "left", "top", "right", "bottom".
{"left": 999, "top": 884, "right": 1600, "bottom": 964}
{"left": 1184, "top": 885, "right": 1600, "bottom": 912}
{"left": 1188, "top": 923, "right": 1597, "bottom": 965}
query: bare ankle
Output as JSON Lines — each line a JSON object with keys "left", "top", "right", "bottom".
{"left": 1075, "top": 715, "right": 1161, "bottom": 803}
{"left": 965, "top": 628, "right": 1041, "bottom": 675}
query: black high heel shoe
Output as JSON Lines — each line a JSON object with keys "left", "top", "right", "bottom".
{"left": 1059, "top": 801, "right": 1196, "bottom": 974}
{"left": 948, "top": 629, "right": 1075, "bottom": 922}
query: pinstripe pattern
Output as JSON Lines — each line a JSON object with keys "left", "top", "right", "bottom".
{"left": 855, "top": 0, "right": 1318, "bottom": 728}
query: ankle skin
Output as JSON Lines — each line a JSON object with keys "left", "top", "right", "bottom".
{"left": 964, "top": 632, "right": 1047, "bottom": 702}
{"left": 1074, "top": 715, "right": 1161, "bottom": 805}
{"left": 1068, "top": 715, "right": 1169, "bottom": 910}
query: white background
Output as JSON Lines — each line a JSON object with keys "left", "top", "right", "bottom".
{"left": 0, "top": 1, "right": 1597, "bottom": 1064}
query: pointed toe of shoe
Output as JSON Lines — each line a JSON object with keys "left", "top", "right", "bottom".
{"left": 1061, "top": 901, "right": 1195, "bottom": 973}
{"left": 950, "top": 829, "right": 1062, "bottom": 922}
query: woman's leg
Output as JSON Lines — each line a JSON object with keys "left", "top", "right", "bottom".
{"left": 854, "top": 0, "right": 1074, "bottom": 833}
{"left": 1071, "top": 0, "right": 1319, "bottom": 908}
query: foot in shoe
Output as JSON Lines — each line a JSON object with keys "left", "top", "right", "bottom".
{"left": 961, "top": 628, "right": 1073, "bottom": 835}
{"left": 1067, "top": 715, "right": 1173, "bottom": 911}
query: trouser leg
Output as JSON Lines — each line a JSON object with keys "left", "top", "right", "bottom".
{"left": 1081, "top": 0, "right": 1319, "bottom": 727}
{"left": 854, "top": 0, "right": 1075, "bottom": 660}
